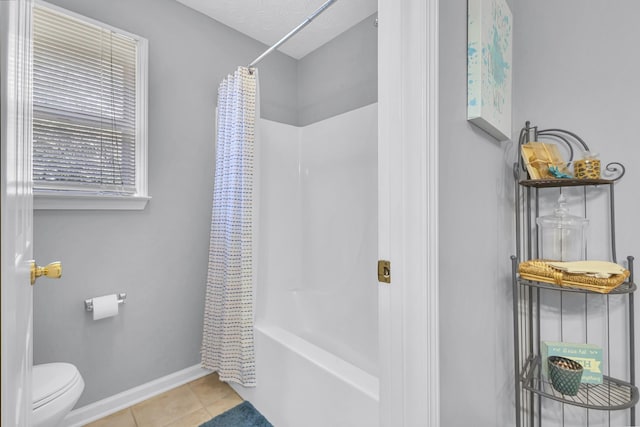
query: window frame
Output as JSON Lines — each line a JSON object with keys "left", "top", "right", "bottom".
{"left": 33, "top": 1, "right": 150, "bottom": 210}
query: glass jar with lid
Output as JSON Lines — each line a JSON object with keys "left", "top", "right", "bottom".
{"left": 536, "top": 195, "right": 589, "bottom": 261}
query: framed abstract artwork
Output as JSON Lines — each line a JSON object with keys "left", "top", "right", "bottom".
{"left": 467, "top": 0, "right": 513, "bottom": 141}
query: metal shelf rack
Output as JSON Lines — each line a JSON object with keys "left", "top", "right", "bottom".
{"left": 511, "top": 122, "right": 637, "bottom": 426}
{"left": 521, "top": 353, "right": 638, "bottom": 411}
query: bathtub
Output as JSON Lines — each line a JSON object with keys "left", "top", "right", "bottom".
{"left": 237, "top": 104, "right": 379, "bottom": 426}
{"left": 230, "top": 323, "right": 379, "bottom": 427}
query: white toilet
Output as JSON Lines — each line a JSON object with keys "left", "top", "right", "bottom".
{"left": 32, "top": 363, "right": 84, "bottom": 427}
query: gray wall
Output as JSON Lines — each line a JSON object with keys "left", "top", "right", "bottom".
{"left": 438, "top": 1, "right": 513, "bottom": 425}
{"left": 33, "top": 0, "right": 297, "bottom": 407}
{"left": 512, "top": 3, "right": 640, "bottom": 424}
{"left": 297, "top": 13, "right": 377, "bottom": 126}
{"left": 439, "top": 0, "right": 640, "bottom": 425}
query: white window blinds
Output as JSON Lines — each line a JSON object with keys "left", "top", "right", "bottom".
{"left": 33, "top": 5, "right": 141, "bottom": 196}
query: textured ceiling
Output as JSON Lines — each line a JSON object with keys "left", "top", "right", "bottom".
{"left": 175, "top": 0, "right": 377, "bottom": 59}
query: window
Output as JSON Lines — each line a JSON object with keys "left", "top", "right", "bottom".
{"left": 33, "top": 2, "right": 149, "bottom": 209}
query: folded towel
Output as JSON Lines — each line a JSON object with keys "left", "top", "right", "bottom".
{"left": 545, "top": 260, "right": 625, "bottom": 278}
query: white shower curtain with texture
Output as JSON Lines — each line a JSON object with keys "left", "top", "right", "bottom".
{"left": 202, "top": 66, "right": 258, "bottom": 387}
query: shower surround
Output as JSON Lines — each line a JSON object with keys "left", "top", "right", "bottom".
{"left": 231, "top": 103, "right": 379, "bottom": 427}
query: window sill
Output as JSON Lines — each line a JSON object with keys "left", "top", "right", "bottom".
{"left": 34, "top": 193, "right": 151, "bottom": 210}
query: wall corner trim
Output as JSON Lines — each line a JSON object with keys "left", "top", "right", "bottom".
{"left": 60, "top": 365, "right": 211, "bottom": 427}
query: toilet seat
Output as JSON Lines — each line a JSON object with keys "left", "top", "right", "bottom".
{"left": 33, "top": 363, "right": 84, "bottom": 427}
{"left": 33, "top": 363, "right": 82, "bottom": 409}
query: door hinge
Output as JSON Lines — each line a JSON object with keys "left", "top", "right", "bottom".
{"left": 378, "top": 260, "right": 391, "bottom": 284}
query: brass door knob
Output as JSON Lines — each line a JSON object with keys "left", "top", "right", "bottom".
{"left": 30, "top": 261, "right": 62, "bottom": 285}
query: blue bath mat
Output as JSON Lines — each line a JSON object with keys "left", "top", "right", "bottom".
{"left": 200, "top": 401, "right": 273, "bottom": 427}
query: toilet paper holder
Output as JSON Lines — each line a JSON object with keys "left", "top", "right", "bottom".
{"left": 85, "top": 293, "right": 127, "bottom": 312}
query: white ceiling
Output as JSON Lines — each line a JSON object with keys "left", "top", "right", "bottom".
{"left": 175, "top": 0, "right": 377, "bottom": 59}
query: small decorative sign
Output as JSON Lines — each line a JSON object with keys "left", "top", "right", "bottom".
{"left": 542, "top": 341, "right": 603, "bottom": 385}
{"left": 467, "top": 0, "right": 513, "bottom": 141}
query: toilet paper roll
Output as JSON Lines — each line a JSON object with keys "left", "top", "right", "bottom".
{"left": 92, "top": 294, "right": 119, "bottom": 320}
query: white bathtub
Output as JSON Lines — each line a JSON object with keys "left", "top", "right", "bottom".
{"left": 230, "top": 323, "right": 379, "bottom": 427}
{"left": 238, "top": 105, "right": 379, "bottom": 426}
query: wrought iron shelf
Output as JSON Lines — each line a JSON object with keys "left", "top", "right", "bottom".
{"left": 512, "top": 122, "right": 634, "bottom": 426}
{"left": 521, "top": 354, "right": 639, "bottom": 411}
{"left": 519, "top": 178, "right": 614, "bottom": 188}
{"left": 516, "top": 277, "right": 637, "bottom": 295}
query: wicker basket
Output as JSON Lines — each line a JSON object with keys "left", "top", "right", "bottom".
{"left": 518, "top": 259, "right": 630, "bottom": 293}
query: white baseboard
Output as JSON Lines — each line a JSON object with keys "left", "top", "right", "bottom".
{"left": 60, "top": 364, "right": 211, "bottom": 427}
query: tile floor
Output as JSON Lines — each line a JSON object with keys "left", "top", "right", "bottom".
{"left": 84, "top": 373, "right": 243, "bottom": 427}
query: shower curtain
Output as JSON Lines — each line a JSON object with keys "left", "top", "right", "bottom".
{"left": 202, "top": 66, "right": 258, "bottom": 386}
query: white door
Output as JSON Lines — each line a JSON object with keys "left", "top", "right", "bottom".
{"left": 378, "top": 0, "right": 440, "bottom": 425}
{"left": 1, "top": 1, "right": 34, "bottom": 426}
